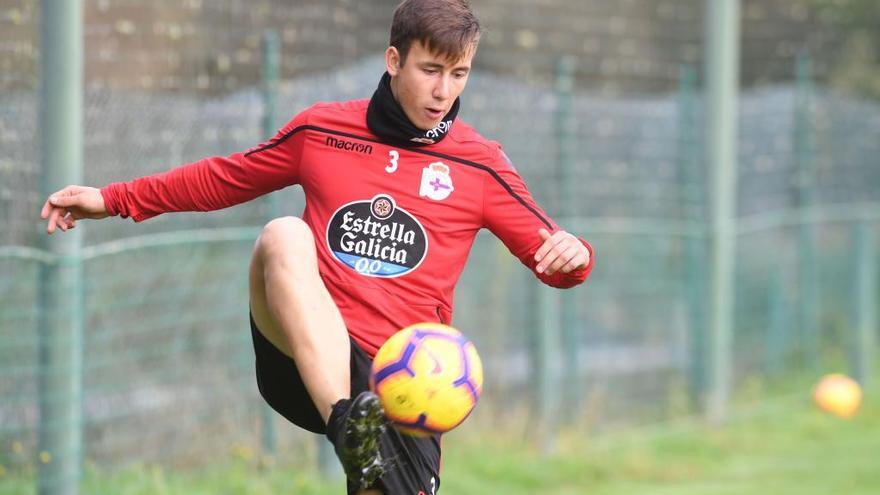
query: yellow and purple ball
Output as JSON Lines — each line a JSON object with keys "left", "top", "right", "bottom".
{"left": 370, "top": 322, "right": 483, "bottom": 436}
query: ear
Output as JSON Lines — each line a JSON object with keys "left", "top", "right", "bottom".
{"left": 385, "top": 46, "right": 401, "bottom": 76}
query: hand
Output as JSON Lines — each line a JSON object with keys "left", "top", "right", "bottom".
{"left": 40, "top": 185, "right": 109, "bottom": 234}
{"left": 534, "top": 228, "right": 590, "bottom": 276}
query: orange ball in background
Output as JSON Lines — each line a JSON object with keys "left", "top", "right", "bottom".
{"left": 813, "top": 374, "right": 863, "bottom": 419}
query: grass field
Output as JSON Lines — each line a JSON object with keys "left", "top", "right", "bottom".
{"left": 2, "top": 389, "right": 877, "bottom": 495}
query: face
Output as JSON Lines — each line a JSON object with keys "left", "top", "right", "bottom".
{"left": 386, "top": 40, "right": 476, "bottom": 131}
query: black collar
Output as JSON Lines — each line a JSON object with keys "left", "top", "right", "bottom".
{"left": 366, "top": 72, "right": 460, "bottom": 147}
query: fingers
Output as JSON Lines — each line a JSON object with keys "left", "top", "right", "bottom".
{"left": 535, "top": 229, "right": 569, "bottom": 265}
{"left": 60, "top": 212, "right": 77, "bottom": 230}
{"left": 48, "top": 210, "right": 72, "bottom": 233}
{"left": 41, "top": 187, "right": 70, "bottom": 219}
{"left": 555, "top": 248, "right": 589, "bottom": 275}
{"left": 534, "top": 228, "right": 556, "bottom": 264}
{"left": 48, "top": 187, "right": 83, "bottom": 208}
{"left": 48, "top": 212, "right": 77, "bottom": 233}
{"left": 42, "top": 186, "right": 82, "bottom": 234}
{"left": 534, "top": 229, "right": 589, "bottom": 275}
{"left": 40, "top": 198, "right": 52, "bottom": 219}
{"left": 46, "top": 207, "right": 63, "bottom": 234}
{"left": 543, "top": 243, "right": 580, "bottom": 275}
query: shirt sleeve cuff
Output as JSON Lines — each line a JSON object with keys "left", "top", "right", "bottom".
{"left": 100, "top": 183, "right": 124, "bottom": 218}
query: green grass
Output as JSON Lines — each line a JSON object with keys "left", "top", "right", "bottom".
{"left": 2, "top": 391, "right": 878, "bottom": 495}
{"left": 443, "top": 392, "right": 880, "bottom": 495}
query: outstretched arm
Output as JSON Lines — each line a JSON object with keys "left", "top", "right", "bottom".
{"left": 39, "top": 110, "right": 310, "bottom": 233}
{"left": 40, "top": 185, "right": 108, "bottom": 234}
{"left": 482, "top": 146, "right": 594, "bottom": 288}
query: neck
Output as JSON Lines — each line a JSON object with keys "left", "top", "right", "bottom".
{"left": 389, "top": 75, "right": 418, "bottom": 129}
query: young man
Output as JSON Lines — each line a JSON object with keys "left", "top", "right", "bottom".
{"left": 40, "top": 1, "right": 593, "bottom": 493}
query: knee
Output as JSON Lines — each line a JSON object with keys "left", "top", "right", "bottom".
{"left": 254, "top": 217, "right": 317, "bottom": 264}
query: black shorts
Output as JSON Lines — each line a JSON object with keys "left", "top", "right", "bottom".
{"left": 250, "top": 315, "right": 442, "bottom": 495}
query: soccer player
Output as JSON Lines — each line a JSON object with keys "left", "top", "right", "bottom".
{"left": 40, "top": 0, "right": 594, "bottom": 493}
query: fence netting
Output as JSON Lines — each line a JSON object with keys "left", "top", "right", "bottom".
{"left": 1, "top": 0, "right": 878, "bottom": 482}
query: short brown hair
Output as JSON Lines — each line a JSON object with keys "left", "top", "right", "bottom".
{"left": 390, "top": 0, "right": 481, "bottom": 64}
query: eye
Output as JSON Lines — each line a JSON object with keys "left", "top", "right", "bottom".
{"left": 453, "top": 71, "right": 468, "bottom": 79}
{"left": 423, "top": 68, "right": 439, "bottom": 75}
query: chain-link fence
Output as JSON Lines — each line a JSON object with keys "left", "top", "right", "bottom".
{"left": 1, "top": 0, "right": 878, "bottom": 490}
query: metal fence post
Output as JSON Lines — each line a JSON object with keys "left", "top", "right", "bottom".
{"left": 536, "top": 284, "right": 562, "bottom": 453}
{"left": 554, "top": 56, "right": 581, "bottom": 415}
{"left": 853, "top": 221, "right": 877, "bottom": 388}
{"left": 704, "top": 0, "right": 740, "bottom": 425}
{"left": 556, "top": 56, "right": 576, "bottom": 216}
{"left": 259, "top": 29, "right": 281, "bottom": 462}
{"left": 794, "top": 50, "right": 819, "bottom": 372}
{"left": 677, "top": 63, "right": 707, "bottom": 409}
{"left": 38, "top": 1, "right": 84, "bottom": 494}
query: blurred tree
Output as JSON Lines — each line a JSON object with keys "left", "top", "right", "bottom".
{"left": 812, "top": 0, "right": 880, "bottom": 98}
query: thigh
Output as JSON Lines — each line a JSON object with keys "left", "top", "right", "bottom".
{"left": 349, "top": 344, "right": 443, "bottom": 495}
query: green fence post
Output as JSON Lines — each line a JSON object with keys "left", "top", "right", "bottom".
{"left": 536, "top": 284, "right": 562, "bottom": 453}
{"left": 259, "top": 29, "right": 281, "bottom": 462}
{"left": 853, "top": 221, "right": 877, "bottom": 388}
{"left": 556, "top": 56, "right": 576, "bottom": 216}
{"left": 677, "top": 63, "right": 707, "bottom": 409}
{"left": 704, "top": 0, "right": 740, "bottom": 425}
{"left": 37, "top": 1, "right": 84, "bottom": 494}
{"left": 555, "top": 56, "right": 581, "bottom": 415}
{"left": 261, "top": 28, "right": 280, "bottom": 168}
{"left": 794, "top": 50, "right": 819, "bottom": 372}
{"left": 262, "top": 28, "right": 281, "bottom": 220}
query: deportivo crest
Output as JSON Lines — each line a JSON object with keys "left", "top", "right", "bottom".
{"left": 326, "top": 194, "right": 428, "bottom": 277}
{"left": 419, "top": 162, "right": 454, "bottom": 201}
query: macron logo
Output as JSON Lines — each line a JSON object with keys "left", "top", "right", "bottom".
{"left": 325, "top": 136, "right": 373, "bottom": 155}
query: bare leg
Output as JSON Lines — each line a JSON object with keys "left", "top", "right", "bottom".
{"left": 249, "top": 217, "right": 351, "bottom": 423}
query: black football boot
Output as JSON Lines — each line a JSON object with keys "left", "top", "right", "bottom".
{"left": 327, "top": 391, "right": 393, "bottom": 491}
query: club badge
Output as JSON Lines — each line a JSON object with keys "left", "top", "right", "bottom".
{"left": 419, "top": 162, "right": 454, "bottom": 201}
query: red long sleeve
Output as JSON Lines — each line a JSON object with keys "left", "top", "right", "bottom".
{"left": 101, "top": 114, "right": 306, "bottom": 222}
{"left": 482, "top": 146, "right": 593, "bottom": 289}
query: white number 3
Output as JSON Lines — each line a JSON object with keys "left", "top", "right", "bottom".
{"left": 386, "top": 150, "right": 399, "bottom": 173}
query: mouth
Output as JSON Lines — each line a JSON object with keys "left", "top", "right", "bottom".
{"left": 425, "top": 107, "right": 445, "bottom": 120}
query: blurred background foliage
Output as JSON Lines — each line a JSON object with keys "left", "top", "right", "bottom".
{"left": 811, "top": 0, "right": 880, "bottom": 99}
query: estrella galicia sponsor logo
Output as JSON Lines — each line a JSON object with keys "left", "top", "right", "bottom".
{"left": 325, "top": 136, "right": 373, "bottom": 155}
{"left": 326, "top": 194, "right": 428, "bottom": 277}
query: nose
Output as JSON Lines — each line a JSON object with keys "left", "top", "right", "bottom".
{"left": 433, "top": 75, "right": 451, "bottom": 101}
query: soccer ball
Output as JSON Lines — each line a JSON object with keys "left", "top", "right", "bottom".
{"left": 813, "top": 373, "right": 862, "bottom": 419}
{"left": 370, "top": 322, "right": 483, "bottom": 436}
